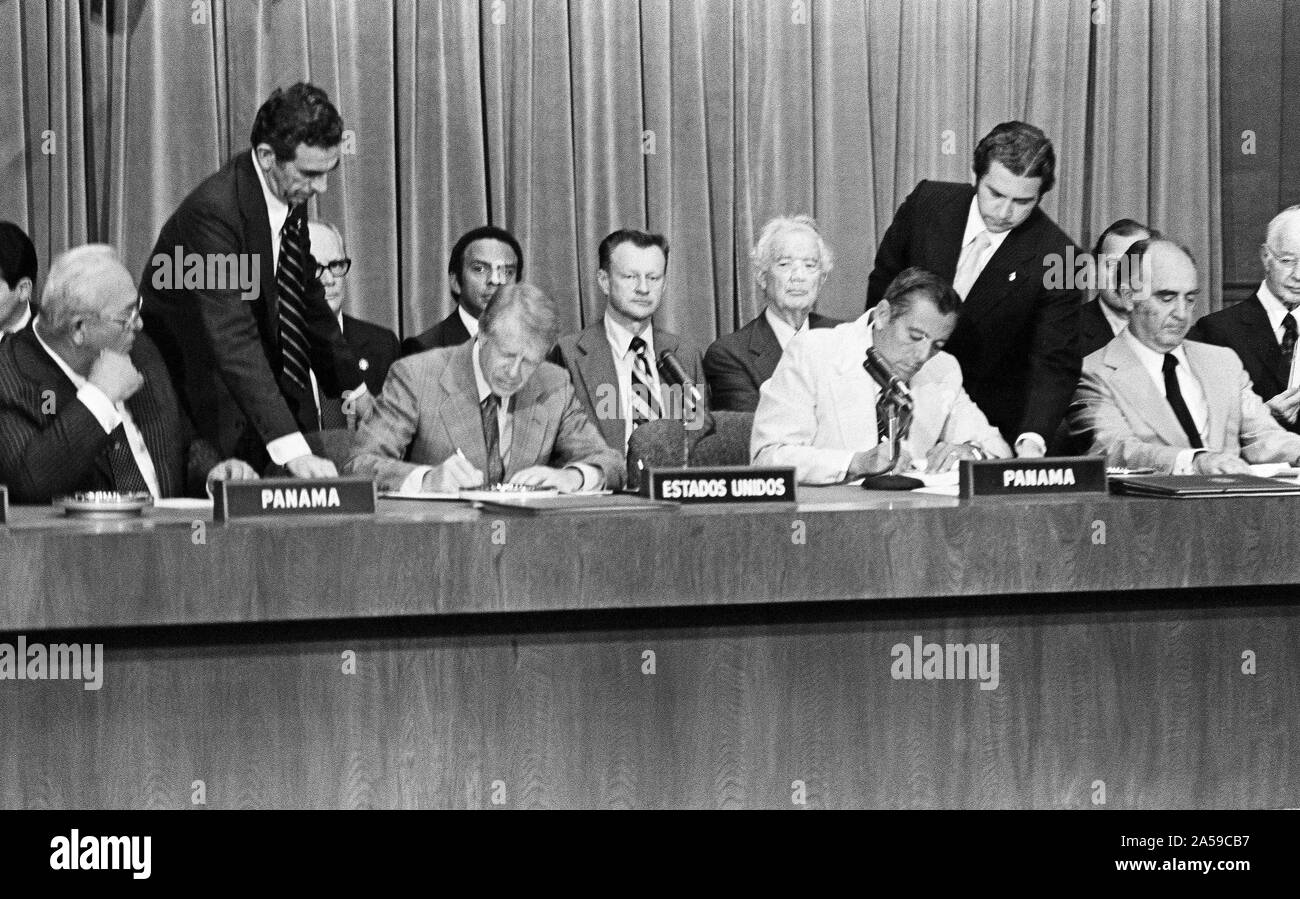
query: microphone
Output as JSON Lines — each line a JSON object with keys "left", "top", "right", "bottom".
{"left": 863, "top": 347, "right": 913, "bottom": 410}
{"left": 658, "top": 350, "right": 704, "bottom": 408}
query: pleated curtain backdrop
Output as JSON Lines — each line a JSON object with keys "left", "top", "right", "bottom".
{"left": 0, "top": 0, "right": 1222, "bottom": 342}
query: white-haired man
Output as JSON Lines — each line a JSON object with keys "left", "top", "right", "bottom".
{"left": 704, "top": 215, "right": 841, "bottom": 412}
{"left": 0, "top": 245, "right": 257, "bottom": 502}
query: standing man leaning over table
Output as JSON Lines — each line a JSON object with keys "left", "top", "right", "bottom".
{"left": 140, "top": 82, "right": 373, "bottom": 477}
{"left": 867, "top": 121, "right": 1082, "bottom": 455}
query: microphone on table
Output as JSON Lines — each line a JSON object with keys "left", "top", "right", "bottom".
{"left": 657, "top": 350, "right": 704, "bottom": 409}
{"left": 859, "top": 347, "right": 921, "bottom": 491}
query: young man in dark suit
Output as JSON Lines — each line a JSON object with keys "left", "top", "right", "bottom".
{"left": 867, "top": 121, "right": 1083, "bottom": 455}
{"left": 1188, "top": 206, "right": 1300, "bottom": 432}
{"left": 140, "top": 83, "right": 372, "bottom": 477}
{"left": 704, "top": 215, "right": 841, "bottom": 412}
{"left": 0, "top": 246, "right": 256, "bottom": 503}
{"left": 550, "top": 229, "right": 708, "bottom": 453}
{"left": 400, "top": 226, "right": 522, "bottom": 356}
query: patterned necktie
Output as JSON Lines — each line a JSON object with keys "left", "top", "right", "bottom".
{"left": 107, "top": 424, "right": 150, "bottom": 494}
{"left": 876, "top": 393, "right": 891, "bottom": 445}
{"left": 952, "top": 230, "right": 991, "bottom": 300}
{"left": 481, "top": 393, "right": 505, "bottom": 486}
{"left": 1162, "top": 354, "right": 1203, "bottom": 449}
{"left": 628, "top": 335, "right": 662, "bottom": 427}
{"left": 1281, "top": 312, "right": 1297, "bottom": 378}
{"left": 276, "top": 205, "right": 312, "bottom": 390}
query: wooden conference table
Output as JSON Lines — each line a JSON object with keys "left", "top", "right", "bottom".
{"left": 1, "top": 486, "right": 1297, "bottom": 808}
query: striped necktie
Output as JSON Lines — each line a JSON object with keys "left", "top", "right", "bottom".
{"left": 629, "top": 335, "right": 662, "bottom": 427}
{"left": 276, "top": 205, "right": 312, "bottom": 390}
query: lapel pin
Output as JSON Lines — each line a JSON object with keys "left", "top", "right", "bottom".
{"left": 1008, "top": 272, "right": 1017, "bottom": 282}
{"left": 359, "top": 358, "right": 370, "bottom": 371}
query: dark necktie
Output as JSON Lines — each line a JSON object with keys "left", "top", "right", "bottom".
{"left": 276, "top": 205, "right": 312, "bottom": 391}
{"left": 481, "top": 393, "right": 505, "bottom": 486}
{"left": 1281, "top": 312, "right": 1297, "bottom": 376}
{"left": 107, "top": 424, "right": 151, "bottom": 494}
{"left": 628, "top": 335, "right": 662, "bottom": 427}
{"left": 1162, "top": 354, "right": 1203, "bottom": 449}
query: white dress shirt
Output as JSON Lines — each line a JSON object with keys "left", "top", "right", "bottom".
{"left": 604, "top": 315, "right": 663, "bottom": 449}
{"left": 1254, "top": 282, "right": 1300, "bottom": 390}
{"left": 32, "top": 320, "right": 163, "bottom": 497}
{"left": 764, "top": 306, "right": 809, "bottom": 350}
{"left": 958, "top": 196, "right": 1045, "bottom": 456}
{"left": 1121, "top": 329, "right": 1208, "bottom": 474}
{"left": 458, "top": 305, "right": 480, "bottom": 339}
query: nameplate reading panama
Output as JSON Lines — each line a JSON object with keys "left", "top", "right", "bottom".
{"left": 959, "top": 456, "right": 1107, "bottom": 498}
{"left": 646, "top": 466, "right": 797, "bottom": 504}
{"left": 213, "top": 477, "right": 377, "bottom": 521}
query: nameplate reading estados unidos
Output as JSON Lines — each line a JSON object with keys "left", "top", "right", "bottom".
{"left": 646, "top": 466, "right": 797, "bottom": 504}
{"left": 212, "top": 477, "right": 377, "bottom": 521}
{"left": 958, "top": 456, "right": 1107, "bottom": 498}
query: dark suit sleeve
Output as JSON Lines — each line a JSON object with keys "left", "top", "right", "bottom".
{"left": 0, "top": 393, "right": 112, "bottom": 503}
{"left": 867, "top": 182, "right": 924, "bottom": 308}
{"left": 171, "top": 202, "right": 302, "bottom": 445}
{"left": 1021, "top": 258, "right": 1083, "bottom": 440}
{"left": 703, "top": 339, "right": 759, "bottom": 413}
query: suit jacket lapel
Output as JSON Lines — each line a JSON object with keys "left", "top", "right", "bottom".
{"left": 1239, "top": 296, "right": 1286, "bottom": 391}
{"left": 439, "top": 343, "right": 490, "bottom": 471}
{"left": 506, "top": 375, "right": 549, "bottom": 476}
{"left": 747, "top": 313, "right": 781, "bottom": 383}
{"left": 1105, "top": 338, "right": 1191, "bottom": 446}
{"left": 930, "top": 186, "right": 974, "bottom": 282}
{"left": 1186, "top": 342, "right": 1234, "bottom": 447}
{"left": 235, "top": 152, "right": 280, "bottom": 339}
{"left": 574, "top": 323, "right": 624, "bottom": 449}
{"left": 962, "top": 214, "right": 1040, "bottom": 319}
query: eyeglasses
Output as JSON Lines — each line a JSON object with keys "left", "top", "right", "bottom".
{"left": 1265, "top": 245, "right": 1300, "bottom": 273}
{"left": 315, "top": 258, "right": 352, "bottom": 280}
{"left": 95, "top": 296, "right": 142, "bottom": 333}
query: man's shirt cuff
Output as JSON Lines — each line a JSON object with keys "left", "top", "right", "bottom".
{"left": 267, "top": 432, "right": 312, "bottom": 467}
{"left": 76, "top": 385, "right": 121, "bottom": 434}
{"left": 400, "top": 465, "right": 434, "bottom": 494}
{"left": 1173, "top": 448, "right": 1205, "bottom": 475}
{"left": 1015, "top": 433, "right": 1047, "bottom": 456}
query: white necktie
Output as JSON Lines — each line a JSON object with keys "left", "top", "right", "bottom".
{"left": 953, "top": 230, "right": 992, "bottom": 300}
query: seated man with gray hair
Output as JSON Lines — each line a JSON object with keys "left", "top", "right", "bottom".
{"left": 704, "top": 214, "right": 841, "bottom": 412}
{"left": 347, "top": 282, "right": 624, "bottom": 493}
{"left": 0, "top": 244, "right": 257, "bottom": 502}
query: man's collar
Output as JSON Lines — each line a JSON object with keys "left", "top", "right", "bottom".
{"left": 604, "top": 313, "right": 654, "bottom": 357}
{"left": 458, "top": 304, "right": 480, "bottom": 338}
{"left": 31, "top": 317, "right": 89, "bottom": 388}
{"left": 1257, "top": 281, "right": 1299, "bottom": 327}
{"left": 250, "top": 148, "right": 290, "bottom": 228}
{"left": 1, "top": 302, "right": 31, "bottom": 335}
{"left": 764, "top": 306, "right": 808, "bottom": 349}
{"left": 1121, "top": 326, "right": 1188, "bottom": 371}
{"left": 961, "top": 196, "right": 1012, "bottom": 253}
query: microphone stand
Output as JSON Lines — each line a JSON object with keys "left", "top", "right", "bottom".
{"left": 860, "top": 393, "right": 922, "bottom": 491}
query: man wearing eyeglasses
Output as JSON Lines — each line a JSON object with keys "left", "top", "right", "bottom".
{"left": 307, "top": 220, "right": 399, "bottom": 416}
{"left": 140, "top": 83, "right": 373, "bottom": 476}
{"left": 0, "top": 245, "right": 257, "bottom": 503}
{"left": 1189, "top": 206, "right": 1300, "bottom": 432}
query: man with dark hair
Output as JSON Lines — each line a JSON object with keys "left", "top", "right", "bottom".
{"left": 347, "top": 283, "right": 622, "bottom": 493}
{"left": 140, "top": 82, "right": 372, "bottom": 477}
{"left": 1188, "top": 206, "right": 1300, "bottom": 432}
{"left": 401, "top": 225, "right": 523, "bottom": 356}
{"left": 867, "top": 121, "right": 1083, "bottom": 455}
{"left": 1081, "top": 218, "right": 1155, "bottom": 357}
{"left": 754, "top": 267, "right": 1009, "bottom": 485}
{"left": 0, "top": 221, "right": 37, "bottom": 340}
{"left": 550, "top": 228, "right": 708, "bottom": 452}
{"left": 1071, "top": 238, "right": 1300, "bottom": 472}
